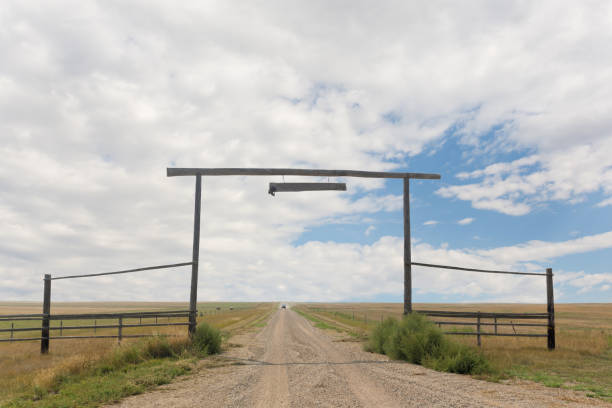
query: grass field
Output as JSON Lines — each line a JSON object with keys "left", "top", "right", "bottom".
{"left": 294, "top": 303, "right": 612, "bottom": 402}
{"left": 0, "top": 301, "right": 276, "bottom": 407}
{"left": 3, "top": 302, "right": 610, "bottom": 404}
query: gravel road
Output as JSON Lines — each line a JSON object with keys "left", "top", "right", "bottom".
{"left": 109, "top": 308, "right": 610, "bottom": 407}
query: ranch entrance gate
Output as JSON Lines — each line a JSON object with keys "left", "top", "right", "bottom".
{"left": 0, "top": 167, "right": 556, "bottom": 352}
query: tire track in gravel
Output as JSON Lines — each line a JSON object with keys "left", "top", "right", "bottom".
{"left": 109, "top": 308, "right": 612, "bottom": 408}
{"left": 249, "top": 309, "right": 290, "bottom": 408}
{"left": 288, "top": 310, "right": 400, "bottom": 407}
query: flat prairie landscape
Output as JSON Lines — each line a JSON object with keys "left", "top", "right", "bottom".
{"left": 1, "top": 302, "right": 610, "bottom": 407}
{"left": 0, "top": 301, "right": 275, "bottom": 406}
{"left": 295, "top": 302, "right": 612, "bottom": 402}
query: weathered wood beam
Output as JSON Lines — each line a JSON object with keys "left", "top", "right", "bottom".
{"left": 40, "top": 274, "right": 51, "bottom": 354}
{"left": 404, "top": 178, "right": 411, "bottom": 314}
{"left": 167, "top": 168, "right": 441, "bottom": 180}
{"left": 189, "top": 175, "right": 202, "bottom": 336}
{"left": 268, "top": 182, "right": 347, "bottom": 196}
{"left": 546, "top": 268, "right": 555, "bottom": 350}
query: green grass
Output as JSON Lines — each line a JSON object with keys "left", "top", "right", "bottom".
{"left": 245, "top": 307, "right": 275, "bottom": 329}
{"left": 1, "top": 323, "right": 222, "bottom": 408}
{"left": 366, "top": 314, "right": 490, "bottom": 375}
{"left": 293, "top": 309, "right": 342, "bottom": 332}
{"left": 6, "top": 359, "right": 193, "bottom": 408}
{"left": 291, "top": 308, "right": 372, "bottom": 342}
{"left": 0, "top": 302, "right": 276, "bottom": 405}
{"left": 192, "top": 322, "right": 222, "bottom": 355}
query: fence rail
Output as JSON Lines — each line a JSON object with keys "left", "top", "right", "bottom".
{"left": 0, "top": 310, "right": 190, "bottom": 344}
{"left": 411, "top": 263, "right": 555, "bottom": 350}
{"left": 415, "top": 309, "right": 551, "bottom": 346}
{"left": 414, "top": 310, "right": 549, "bottom": 319}
{"left": 22, "top": 261, "right": 195, "bottom": 353}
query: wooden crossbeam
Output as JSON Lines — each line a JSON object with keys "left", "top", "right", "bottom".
{"left": 268, "top": 182, "right": 347, "bottom": 196}
{"left": 167, "top": 168, "right": 440, "bottom": 179}
{"left": 167, "top": 166, "right": 442, "bottom": 324}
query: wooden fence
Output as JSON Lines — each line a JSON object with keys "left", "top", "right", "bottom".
{"left": 0, "top": 310, "right": 190, "bottom": 346}
{"left": 413, "top": 264, "right": 555, "bottom": 350}
{"left": 306, "top": 264, "right": 555, "bottom": 350}
{"left": 313, "top": 306, "right": 553, "bottom": 350}
{"left": 415, "top": 309, "right": 550, "bottom": 346}
{"left": 0, "top": 262, "right": 194, "bottom": 353}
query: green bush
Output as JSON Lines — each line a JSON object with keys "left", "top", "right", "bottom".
{"left": 366, "top": 317, "right": 398, "bottom": 354}
{"left": 427, "top": 343, "right": 489, "bottom": 374}
{"left": 192, "top": 322, "right": 222, "bottom": 355}
{"left": 365, "top": 313, "right": 489, "bottom": 375}
{"left": 142, "top": 337, "right": 176, "bottom": 359}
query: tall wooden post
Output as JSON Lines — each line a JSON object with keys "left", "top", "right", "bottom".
{"left": 546, "top": 268, "right": 555, "bottom": 350}
{"left": 189, "top": 175, "right": 202, "bottom": 335}
{"left": 403, "top": 177, "right": 412, "bottom": 314}
{"left": 41, "top": 274, "right": 51, "bottom": 354}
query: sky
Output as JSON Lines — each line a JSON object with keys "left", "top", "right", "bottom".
{"left": 1, "top": 1, "right": 611, "bottom": 304}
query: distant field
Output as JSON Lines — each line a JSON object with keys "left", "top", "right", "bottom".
{"left": 0, "top": 301, "right": 271, "bottom": 340}
{"left": 0, "top": 301, "right": 276, "bottom": 406}
{"left": 3, "top": 302, "right": 610, "bottom": 403}
{"left": 294, "top": 303, "right": 612, "bottom": 402}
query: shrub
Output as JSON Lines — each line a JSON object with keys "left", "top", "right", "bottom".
{"left": 365, "top": 313, "right": 489, "bottom": 375}
{"left": 427, "top": 343, "right": 489, "bottom": 374}
{"left": 390, "top": 314, "right": 444, "bottom": 363}
{"left": 142, "top": 337, "right": 176, "bottom": 359}
{"left": 192, "top": 322, "right": 222, "bottom": 356}
{"left": 366, "top": 317, "right": 398, "bottom": 354}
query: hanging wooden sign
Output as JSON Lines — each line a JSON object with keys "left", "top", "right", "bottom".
{"left": 268, "top": 182, "right": 347, "bottom": 196}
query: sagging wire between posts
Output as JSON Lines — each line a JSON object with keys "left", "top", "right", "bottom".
{"left": 411, "top": 262, "right": 547, "bottom": 276}
{"left": 51, "top": 262, "right": 194, "bottom": 280}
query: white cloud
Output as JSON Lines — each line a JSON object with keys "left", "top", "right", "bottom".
{"left": 0, "top": 1, "right": 611, "bottom": 303}
{"left": 411, "top": 231, "right": 612, "bottom": 301}
{"left": 477, "top": 230, "right": 612, "bottom": 263}
{"left": 438, "top": 126, "right": 612, "bottom": 215}
{"left": 423, "top": 220, "right": 439, "bottom": 226}
{"left": 596, "top": 197, "right": 612, "bottom": 208}
{"left": 557, "top": 272, "right": 612, "bottom": 294}
{"left": 457, "top": 217, "right": 474, "bottom": 225}
{"left": 365, "top": 225, "right": 376, "bottom": 236}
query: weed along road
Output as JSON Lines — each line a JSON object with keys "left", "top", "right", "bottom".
{"left": 110, "top": 308, "right": 609, "bottom": 408}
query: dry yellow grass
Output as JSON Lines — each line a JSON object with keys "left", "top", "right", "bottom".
{"left": 0, "top": 301, "right": 276, "bottom": 405}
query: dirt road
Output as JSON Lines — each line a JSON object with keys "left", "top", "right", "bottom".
{"left": 110, "top": 309, "right": 610, "bottom": 407}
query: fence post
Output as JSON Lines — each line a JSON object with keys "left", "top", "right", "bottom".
{"left": 403, "top": 177, "right": 412, "bottom": 314}
{"left": 60, "top": 320, "right": 63, "bottom": 336}
{"left": 546, "top": 268, "right": 556, "bottom": 350}
{"left": 494, "top": 317, "right": 498, "bottom": 335}
{"left": 10, "top": 322, "right": 14, "bottom": 342}
{"left": 477, "top": 311, "right": 481, "bottom": 347}
{"left": 189, "top": 174, "right": 202, "bottom": 336}
{"left": 118, "top": 316, "right": 123, "bottom": 344}
{"left": 41, "top": 274, "right": 51, "bottom": 354}
{"left": 94, "top": 319, "right": 97, "bottom": 333}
